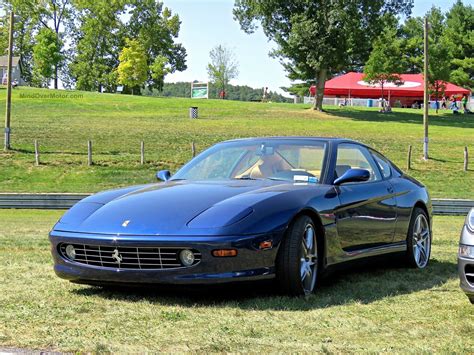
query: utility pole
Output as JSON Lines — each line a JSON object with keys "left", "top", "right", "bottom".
{"left": 4, "top": 10, "right": 14, "bottom": 151}
{"left": 423, "top": 17, "right": 429, "bottom": 160}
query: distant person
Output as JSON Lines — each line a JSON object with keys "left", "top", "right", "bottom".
{"left": 441, "top": 96, "right": 447, "bottom": 109}
{"left": 309, "top": 85, "right": 316, "bottom": 97}
{"left": 461, "top": 94, "right": 469, "bottom": 112}
{"left": 219, "top": 90, "right": 226, "bottom": 100}
{"left": 449, "top": 96, "right": 457, "bottom": 110}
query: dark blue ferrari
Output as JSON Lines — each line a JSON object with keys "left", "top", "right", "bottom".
{"left": 50, "top": 137, "right": 432, "bottom": 296}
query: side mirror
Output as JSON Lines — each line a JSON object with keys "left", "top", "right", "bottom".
{"left": 156, "top": 170, "right": 171, "bottom": 181}
{"left": 334, "top": 168, "right": 370, "bottom": 185}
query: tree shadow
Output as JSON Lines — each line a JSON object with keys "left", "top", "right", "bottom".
{"left": 324, "top": 107, "right": 474, "bottom": 129}
{"left": 71, "top": 256, "right": 456, "bottom": 311}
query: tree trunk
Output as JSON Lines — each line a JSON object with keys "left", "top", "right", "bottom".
{"left": 313, "top": 69, "right": 327, "bottom": 111}
{"left": 54, "top": 65, "right": 58, "bottom": 89}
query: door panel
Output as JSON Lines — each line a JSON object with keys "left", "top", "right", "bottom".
{"left": 336, "top": 181, "right": 397, "bottom": 250}
{"left": 334, "top": 143, "right": 397, "bottom": 250}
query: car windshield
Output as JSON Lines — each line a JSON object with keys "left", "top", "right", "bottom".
{"left": 172, "top": 140, "right": 327, "bottom": 182}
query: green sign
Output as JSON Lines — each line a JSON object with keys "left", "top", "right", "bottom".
{"left": 191, "top": 87, "right": 208, "bottom": 99}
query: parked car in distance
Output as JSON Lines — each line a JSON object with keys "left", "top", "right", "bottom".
{"left": 50, "top": 137, "right": 433, "bottom": 296}
{"left": 459, "top": 208, "right": 474, "bottom": 304}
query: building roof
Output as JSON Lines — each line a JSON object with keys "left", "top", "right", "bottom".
{"left": 0, "top": 56, "right": 20, "bottom": 68}
{"left": 324, "top": 72, "right": 471, "bottom": 98}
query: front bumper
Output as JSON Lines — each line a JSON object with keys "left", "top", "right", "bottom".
{"left": 49, "top": 230, "right": 283, "bottom": 285}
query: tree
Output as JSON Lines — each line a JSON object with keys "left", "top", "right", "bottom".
{"left": 117, "top": 39, "right": 148, "bottom": 95}
{"left": 150, "top": 55, "right": 172, "bottom": 90}
{"left": 32, "top": 27, "right": 62, "bottom": 87}
{"left": 207, "top": 44, "right": 239, "bottom": 99}
{"left": 363, "top": 26, "right": 404, "bottom": 111}
{"left": 444, "top": 0, "right": 474, "bottom": 90}
{"left": 2, "top": 0, "right": 73, "bottom": 88}
{"left": 234, "top": 0, "right": 413, "bottom": 111}
{"left": 0, "top": 0, "right": 39, "bottom": 84}
{"left": 127, "top": 0, "right": 187, "bottom": 90}
{"left": 69, "top": 1, "right": 127, "bottom": 92}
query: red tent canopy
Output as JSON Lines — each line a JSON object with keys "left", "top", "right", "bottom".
{"left": 324, "top": 72, "right": 471, "bottom": 98}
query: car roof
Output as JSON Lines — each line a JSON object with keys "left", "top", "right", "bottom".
{"left": 221, "top": 137, "right": 360, "bottom": 144}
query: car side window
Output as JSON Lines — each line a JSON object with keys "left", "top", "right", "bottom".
{"left": 371, "top": 150, "right": 392, "bottom": 179}
{"left": 335, "top": 144, "right": 382, "bottom": 182}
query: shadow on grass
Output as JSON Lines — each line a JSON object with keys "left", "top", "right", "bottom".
{"left": 324, "top": 107, "right": 474, "bottom": 129}
{"left": 72, "top": 256, "right": 456, "bottom": 310}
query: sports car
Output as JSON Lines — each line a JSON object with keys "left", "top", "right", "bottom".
{"left": 50, "top": 137, "right": 432, "bottom": 296}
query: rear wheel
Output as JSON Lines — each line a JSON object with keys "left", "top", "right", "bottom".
{"left": 406, "top": 208, "right": 431, "bottom": 268}
{"left": 277, "top": 215, "right": 319, "bottom": 296}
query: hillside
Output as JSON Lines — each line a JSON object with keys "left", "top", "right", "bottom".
{"left": 0, "top": 86, "right": 472, "bottom": 198}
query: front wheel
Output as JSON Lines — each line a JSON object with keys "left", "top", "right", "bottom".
{"left": 406, "top": 208, "right": 431, "bottom": 269}
{"left": 276, "top": 215, "right": 319, "bottom": 296}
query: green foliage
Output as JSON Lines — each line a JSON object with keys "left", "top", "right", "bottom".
{"left": 233, "top": 0, "right": 413, "bottom": 110}
{"left": 398, "top": 3, "right": 473, "bottom": 91}
{"left": 444, "top": 0, "right": 474, "bottom": 90}
{"left": 206, "top": 44, "right": 239, "bottom": 97}
{"left": 282, "top": 82, "right": 313, "bottom": 98}
{"left": 117, "top": 39, "right": 148, "bottom": 94}
{"left": 126, "top": 0, "right": 187, "bottom": 90}
{"left": 70, "top": 0, "right": 127, "bottom": 92}
{"left": 32, "top": 27, "right": 62, "bottom": 87}
{"left": 364, "top": 26, "right": 404, "bottom": 101}
{"left": 150, "top": 55, "right": 171, "bottom": 91}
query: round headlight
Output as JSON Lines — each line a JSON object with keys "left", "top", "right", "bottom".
{"left": 65, "top": 245, "right": 76, "bottom": 260}
{"left": 179, "top": 249, "right": 195, "bottom": 266}
{"left": 467, "top": 208, "right": 474, "bottom": 233}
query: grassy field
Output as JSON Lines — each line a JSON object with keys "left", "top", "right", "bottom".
{"left": 0, "top": 87, "right": 472, "bottom": 197}
{"left": 0, "top": 210, "right": 472, "bottom": 352}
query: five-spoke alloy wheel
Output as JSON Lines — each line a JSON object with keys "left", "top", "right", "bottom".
{"left": 406, "top": 208, "right": 431, "bottom": 268}
{"left": 277, "top": 215, "right": 319, "bottom": 296}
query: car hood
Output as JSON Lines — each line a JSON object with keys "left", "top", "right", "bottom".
{"left": 54, "top": 180, "right": 297, "bottom": 236}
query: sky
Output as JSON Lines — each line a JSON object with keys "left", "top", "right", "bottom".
{"left": 164, "top": 0, "right": 462, "bottom": 95}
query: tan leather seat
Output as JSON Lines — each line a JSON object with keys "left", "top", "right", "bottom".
{"left": 237, "top": 154, "right": 292, "bottom": 179}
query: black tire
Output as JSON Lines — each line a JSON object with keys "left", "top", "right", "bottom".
{"left": 405, "top": 207, "right": 431, "bottom": 269}
{"left": 468, "top": 296, "right": 474, "bottom": 305}
{"left": 276, "top": 215, "right": 319, "bottom": 296}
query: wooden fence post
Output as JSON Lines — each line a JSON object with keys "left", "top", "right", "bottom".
{"left": 140, "top": 141, "right": 145, "bottom": 165}
{"left": 87, "top": 140, "right": 93, "bottom": 166}
{"left": 34, "top": 140, "right": 40, "bottom": 166}
{"left": 407, "top": 145, "right": 412, "bottom": 171}
{"left": 464, "top": 147, "right": 469, "bottom": 171}
{"left": 191, "top": 141, "right": 196, "bottom": 158}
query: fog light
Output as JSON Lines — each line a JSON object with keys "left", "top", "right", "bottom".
{"left": 459, "top": 245, "right": 474, "bottom": 259}
{"left": 65, "top": 245, "right": 76, "bottom": 260}
{"left": 179, "top": 249, "right": 195, "bottom": 266}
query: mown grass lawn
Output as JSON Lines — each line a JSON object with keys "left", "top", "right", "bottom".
{"left": 0, "top": 87, "right": 472, "bottom": 198}
{"left": 0, "top": 210, "right": 472, "bottom": 352}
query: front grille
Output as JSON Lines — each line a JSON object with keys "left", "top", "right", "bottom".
{"left": 465, "top": 264, "right": 474, "bottom": 285}
{"left": 59, "top": 243, "right": 201, "bottom": 270}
